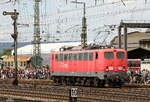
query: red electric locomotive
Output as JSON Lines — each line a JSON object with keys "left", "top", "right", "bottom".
{"left": 50, "top": 48, "right": 128, "bottom": 87}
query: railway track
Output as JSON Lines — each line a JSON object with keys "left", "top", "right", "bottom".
{"left": 0, "top": 79, "right": 150, "bottom": 88}
{"left": 0, "top": 83, "right": 149, "bottom": 102}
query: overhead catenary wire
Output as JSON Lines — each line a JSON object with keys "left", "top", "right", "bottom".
{"left": 1, "top": 0, "right": 150, "bottom": 43}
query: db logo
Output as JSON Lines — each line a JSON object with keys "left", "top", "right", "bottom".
{"left": 59, "top": 63, "right": 68, "bottom": 68}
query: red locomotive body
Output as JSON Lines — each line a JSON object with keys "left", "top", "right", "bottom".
{"left": 50, "top": 48, "right": 128, "bottom": 87}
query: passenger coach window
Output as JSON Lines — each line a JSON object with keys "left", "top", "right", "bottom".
{"left": 104, "top": 52, "right": 114, "bottom": 59}
{"left": 117, "top": 52, "right": 124, "bottom": 59}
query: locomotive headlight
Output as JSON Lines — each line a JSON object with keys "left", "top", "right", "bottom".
{"left": 106, "top": 68, "right": 109, "bottom": 71}
{"left": 108, "top": 67, "right": 114, "bottom": 70}
{"left": 118, "top": 67, "right": 122, "bottom": 70}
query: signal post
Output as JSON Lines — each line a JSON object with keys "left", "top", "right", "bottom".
{"left": 3, "top": 9, "right": 19, "bottom": 86}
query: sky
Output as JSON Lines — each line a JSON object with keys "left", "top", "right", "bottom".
{"left": 0, "top": 0, "right": 150, "bottom": 45}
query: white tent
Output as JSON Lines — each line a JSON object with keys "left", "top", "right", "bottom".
{"left": 12, "top": 42, "right": 81, "bottom": 55}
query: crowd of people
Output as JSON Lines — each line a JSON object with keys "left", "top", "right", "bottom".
{"left": 128, "top": 69, "right": 150, "bottom": 84}
{"left": 0, "top": 67, "right": 150, "bottom": 84}
{"left": 0, "top": 67, "right": 50, "bottom": 80}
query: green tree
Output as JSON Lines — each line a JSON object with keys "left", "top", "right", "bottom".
{"left": 0, "top": 49, "right": 12, "bottom": 57}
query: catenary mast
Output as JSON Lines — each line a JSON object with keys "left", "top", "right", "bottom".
{"left": 33, "top": 0, "right": 41, "bottom": 67}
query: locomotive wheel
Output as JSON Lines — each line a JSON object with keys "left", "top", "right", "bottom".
{"left": 85, "top": 79, "right": 91, "bottom": 87}
{"left": 109, "top": 83, "right": 115, "bottom": 88}
{"left": 108, "top": 80, "right": 117, "bottom": 88}
{"left": 70, "top": 77, "right": 75, "bottom": 86}
{"left": 75, "top": 78, "right": 80, "bottom": 86}
{"left": 66, "top": 78, "right": 70, "bottom": 85}
{"left": 61, "top": 77, "right": 66, "bottom": 85}
{"left": 81, "top": 78, "right": 86, "bottom": 86}
{"left": 54, "top": 77, "right": 59, "bottom": 85}
{"left": 93, "top": 78, "right": 99, "bottom": 87}
{"left": 116, "top": 80, "right": 122, "bottom": 88}
{"left": 99, "top": 80, "right": 105, "bottom": 87}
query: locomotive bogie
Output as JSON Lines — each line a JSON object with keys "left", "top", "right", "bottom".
{"left": 51, "top": 71, "right": 128, "bottom": 87}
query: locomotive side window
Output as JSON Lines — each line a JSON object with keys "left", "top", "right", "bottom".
{"left": 83, "top": 53, "right": 88, "bottom": 60}
{"left": 73, "top": 53, "right": 78, "bottom": 61}
{"left": 89, "top": 53, "right": 93, "bottom": 60}
{"left": 55, "top": 52, "right": 93, "bottom": 61}
{"left": 69, "top": 53, "right": 74, "bottom": 61}
{"left": 104, "top": 52, "right": 114, "bottom": 59}
{"left": 55, "top": 54, "right": 64, "bottom": 61}
{"left": 60, "top": 54, "right": 64, "bottom": 61}
{"left": 79, "top": 53, "right": 83, "bottom": 60}
{"left": 64, "top": 54, "right": 68, "bottom": 61}
{"left": 117, "top": 52, "right": 124, "bottom": 59}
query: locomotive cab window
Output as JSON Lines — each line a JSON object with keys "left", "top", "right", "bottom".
{"left": 104, "top": 52, "right": 114, "bottom": 59}
{"left": 117, "top": 52, "right": 124, "bottom": 59}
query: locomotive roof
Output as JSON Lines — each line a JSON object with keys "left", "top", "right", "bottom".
{"left": 52, "top": 48, "right": 125, "bottom": 54}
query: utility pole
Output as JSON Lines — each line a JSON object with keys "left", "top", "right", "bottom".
{"left": 71, "top": 1, "right": 87, "bottom": 49}
{"left": 95, "top": 0, "right": 97, "bottom": 5}
{"left": 3, "top": 9, "right": 19, "bottom": 86}
{"left": 33, "top": 0, "right": 41, "bottom": 67}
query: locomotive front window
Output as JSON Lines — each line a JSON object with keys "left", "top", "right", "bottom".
{"left": 117, "top": 52, "right": 124, "bottom": 59}
{"left": 104, "top": 52, "right": 114, "bottom": 59}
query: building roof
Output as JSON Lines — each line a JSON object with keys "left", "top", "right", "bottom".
{"left": 127, "top": 47, "right": 150, "bottom": 59}
{"left": 3, "top": 56, "right": 32, "bottom": 62}
{"left": 110, "top": 32, "right": 150, "bottom": 49}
